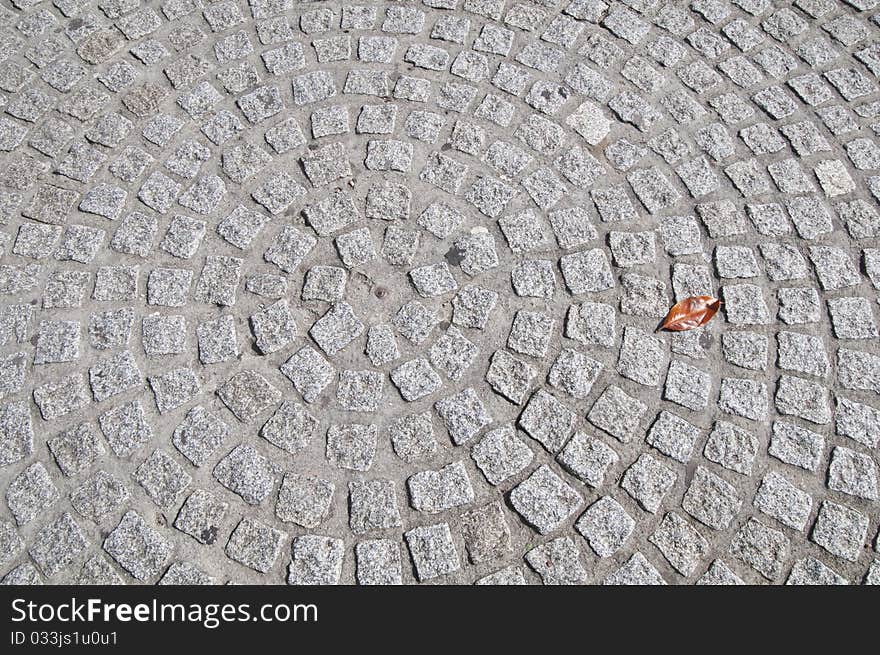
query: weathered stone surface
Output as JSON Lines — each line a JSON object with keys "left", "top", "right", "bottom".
{"left": 0, "top": 1, "right": 876, "bottom": 587}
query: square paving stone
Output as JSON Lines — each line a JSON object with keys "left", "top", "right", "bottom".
{"left": 587, "top": 385, "right": 648, "bottom": 443}
{"left": 281, "top": 346, "right": 335, "bottom": 403}
{"left": 388, "top": 412, "right": 437, "bottom": 462}
{"left": 6, "top": 462, "right": 59, "bottom": 525}
{"left": 548, "top": 348, "right": 603, "bottom": 400}
{"left": 55, "top": 224, "right": 105, "bottom": 264}
{"left": 474, "top": 566, "right": 527, "bottom": 585}
{"left": 75, "top": 555, "right": 123, "bottom": 586}
{"left": 194, "top": 256, "right": 242, "bottom": 306}
{"left": 404, "top": 523, "right": 460, "bottom": 581}
{"left": 646, "top": 411, "right": 701, "bottom": 463}
{"left": 382, "top": 226, "right": 420, "bottom": 266}
{"left": 276, "top": 473, "right": 334, "bottom": 529}
{"left": 729, "top": 518, "right": 790, "bottom": 581}
{"left": 715, "top": 246, "right": 761, "bottom": 279}
{"left": 556, "top": 431, "right": 618, "bottom": 488}
{"left": 703, "top": 421, "right": 759, "bottom": 475}
{"left": 811, "top": 501, "right": 868, "bottom": 563}
{"left": 455, "top": 232, "right": 500, "bottom": 276}
{"left": 723, "top": 284, "right": 771, "bottom": 325}
{"left": 786, "top": 557, "right": 847, "bottom": 586}
{"left": 48, "top": 422, "right": 104, "bottom": 477}
{"left": 134, "top": 450, "right": 191, "bottom": 509}
{"left": 775, "top": 374, "right": 831, "bottom": 425}
{"left": 160, "top": 215, "right": 206, "bottom": 260}
{"left": 0, "top": 352, "right": 26, "bottom": 403}
{"left": 218, "top": 370, "right": 281, "bottom": 422}
{"left": 827, "top": 446, "right": 878, "bottom": 500}
{"left": 696, "top": 559, "right": 745, "bottom": 586}
{"left": 263, "top": 226, "right": 316, "bottom": 274}
{"left": 837, "top": 347, "right": 880, "bottom": 394}
{"left": 349, "top": 479, "right": 401, "bottom": 534}
{"left": 660, "top": 216, "right": 703, "bottom": 257}
{"left": 616, "top": 327, "right": 666, "bottom": 387}
{"left": 518, "top": 390, "right": 575, "bottom": 453}
{"left": 460, "top": 501, "right": 511, "bottom": 564}
{"left": 608, "top": 230, "right": 656, "bottom": 267}
{"left": 216, "top": 204, "right": 271, "bottom": 249}
{"left": 407, "top": 461, "right": 475, "bottom": 513}
{"left": 302, "top": 266, "right": 346, "bottom": 302}
{"left": 409, "top": 261, "right": 458, "bottom": 298}
{"left": 28, "top": 512, "right": 87, "bottom": 577}
{"left": 103, "top": 511, "right": 173, "bottom": 581}
{"left": 98, "top": 400, "right": 152, "bottom": 458}
{"left": 827, "top": 297, "right": 878, "bottom": 339}
{"left": 213, "top": 444, "right": 275, "bottom": 505}
{"left": 575, "top": 496, "right": 635, "bottom": 558}
{"left": 365, "top": 324, "right": 400, "bottom": 367}
{"left": 604, "top": 552, "right": 667, "bottom": 585}
{"left": 510, "top": 464, "right": 583, "bottom": 534}
{"left": 776, "top": 331, "right": 828, "bottom": 377}
{"left": 434, "top": 388, "right": 491, "bottom": 446}
{"left": 649, "top": 512, "right": 709, "bottom": 576}
{"left": 621, "top": 454, "right": 677, "bottom": 514}
{"left": 719, "top": 378, "right": 768, "bottom": 421}
{"left": 525, "top": 536, "right": 588, "bottom": 585}
{"left": 664, "top": 360, "right": 712, "bottom": 411}
{"left": 7, "top": 222, "right": 52, "bottom": 261}
{"left": 428, "top": 328, "right": 478, "bottom": 381}
{"left": 337, "top": 370, "right": 384, "bottom": 412}
{"left": 171, "top": 405, "right": 229, "bottom": 467}
{"left": 498, "top": 210, "right": 551, "bottom": 253}
{"left": 471, "top": 425, "right": 534, "bottom": 485}
{"left": 310, "top": 302, "right": 365, "bottom": 355}
{"left": 696, "top": 200, "right": 747, "bottom": 238}
{"left": 809, "top": 246, "right": 861, "bottom": 291}
{"left": 835, "top": 397, "right": 880, "bottom": 449}
{"left": 418, "top": 203, "right": 463, "bottom": 240}
{"left": 559, "top": 248, "right": 614, "bottom": 293}
{"left": 721, "top": 331, "right": 769, "bottom": 371}
{"left": 196, "top": 315, "right": 239, "bottom": 365}
{"left": 89, "top": 307, "right": 134, "bottom": 350}
{"left": 174, "top": 489, "right": 229, "bottom": 545}
{"left": 141, "top": 314, "right": 187, "bottom": 357}
{"left": 33, "top": 374, "right": 90, "bottom": 421}
{"left": 226, "top": 518, "right": 286, "bottom": 573}
{"left": 34, "top": 320, "right": 80, "bottom": 364}
{"left": 249, "top": 300, "right": 296, "bottom": 354}
{"left": 326, "top": 424, "right": 377, "bottom": 472}
{"left": 390, "top": 359, "right": 442, "bottom": 402}
{"left": 158, "top": 562, "right": 214, "bottom": 586}
{"left": 682, "top": 466, "right": 742, "bottom": 530}
{"left": 259, "top": 401, "right": 317, "bottom": 457}
{"left": 753, "top": 470, "right": 813, "bottom": 531}
{"left": 769, "top": 421, "right": 825, "bottom": 472}
{"left": 147, "top": 268, "right": 193, "bottom": 308}
{"left": 485, "top": 350, "right": 536, "bottom": 404}
{"left": 288, "top": 535, "right": 344, "bottom": 585}
{"left": 546, "top": 206, "right": 599, "bottom": 251}
{"left": 451, "top": 286, "right": 498, "bottom": 329}
{"left": 566, "top": 301, "right": 616, "bottom": 349}
{"left": 42, "top": 271, "right": 90, "bottom": 310}
{"left": 356, "top": 539, "right": 402, "bottom": 585}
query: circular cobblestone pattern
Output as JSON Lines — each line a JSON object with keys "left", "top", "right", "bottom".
{"left": 0, "top": 0, "right": 879, "bottom": 586}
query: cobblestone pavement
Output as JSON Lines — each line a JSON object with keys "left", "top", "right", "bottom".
{"left": 0, "top": 0, "right": 879, "bottom": 586}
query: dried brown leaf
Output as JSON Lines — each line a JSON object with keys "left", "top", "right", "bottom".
{"left": 660, "top": 296, "right": 721, "bottom": 332}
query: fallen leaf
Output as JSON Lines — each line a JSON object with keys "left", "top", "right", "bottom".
{"left": 661, "top": 296, "right": 721, "bottom": 332}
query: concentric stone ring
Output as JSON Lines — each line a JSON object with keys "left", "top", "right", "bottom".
{"left": 0, "top": 0, "right": 878, "bottom": 585}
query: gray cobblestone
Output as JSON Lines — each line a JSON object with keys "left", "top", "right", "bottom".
{"left": 0, "top": 0, "right": 877, "bottom": 586}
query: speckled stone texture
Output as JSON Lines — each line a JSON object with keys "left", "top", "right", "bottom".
{"left": 0, "top": 0, "right": 879, "bottom": 586}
